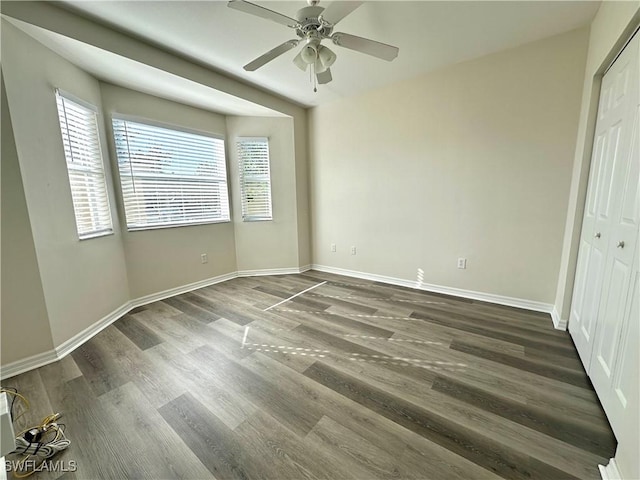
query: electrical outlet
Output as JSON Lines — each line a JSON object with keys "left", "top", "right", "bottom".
{"left": 457, "top": 258, "right": 467, "bottom": 269}
{"left": 201, "top": 253, "right": 208, "bottom": 264}
{"left": 350, "top": 246, "right": 357, "bottom": 255}
{"left": 331, "top": 243, "right": 336, "bottom": 252}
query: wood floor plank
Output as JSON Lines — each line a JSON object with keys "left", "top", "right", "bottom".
{"left": 114, "top": 313, "right": 164, "bottom": 350}
{"left": 303, "top": 415, "right": 402, "bottom": 479}
{"left": 95, "top": 326, "right": 185, "bottom": 408}
{"left": 234, "top": 410, "right": 359, "bottom": 480}
{"left": 449, "top": 339, "right": 592, "bottom": 389}
{"left": 191, "top": 289, "right": 280, "bottom": 325}
{"left": 307, "top": 289, "right": 418, "bottom": 318}
{"left": 148, "top": 343, "right": 257, "bottom": 430}
{"left": 138, "top": 299, "right": 182, "bottom": 317}
{"left": 431, "top": 375, "right": 616, "bottom": 457}
{"left": 70, "top": 335, "right": 130, "bottom": 396}
{"left": 163, "top": 296, "right": 219, "bottom": 323}
{"left": 178, "top": 289, "right": 252, "bottom": 325}
{"left": 190, "top": 345, "right": 324, "bottom": 437}
{"left": 99, "top": 382, "right": 213, "bottom": 479}
{"left": 254, "top": 285, "right": 331, "bottom": 311}
{"left": 275, "top": 306, "right": 396, "bottom": 339}
{"left": 263, "top": 273, "right": 321, "bottom": 290}
{"left": 158, "top": 392, "right": 249, "bottom": 480}
{"left": 51, "top": 376, "right": 145, "bottom": 479}
{"left": 411, "top": 301, "right": 566, "bottom": 337}
{"left": 449, "top": 332, "right": 526, "bottom": 358}
{"left": 238, "top": 322, "right": 320, "bottom": 373}
{"left": 409, "top": 310, "right": 579, "bottom": 357}
{"left": 524, "top": 344, "right": 586, "bottom": 372}
{"left": 398, "top": 445, "right": 502, "bottom": 480}
{"left": 303, "top": 361, "right": 583, "bottom": 480}
{"left": 132, "top": 310, "right": 207, "bottom": 354}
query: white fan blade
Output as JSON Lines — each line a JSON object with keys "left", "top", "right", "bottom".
{"left": 317, "top": 68, "right": 333, "bottom": 85}
{"left": 332, "top": 32, "right": 399, "bottom": 61}
{"left": 228, "top": 0, "right": 298, "bottom": 28}
{"left": 319, "top": 2, "right": 363, "bottom": 26}
{"left": 244, "top": 40, "right": 299, "bottom": 71}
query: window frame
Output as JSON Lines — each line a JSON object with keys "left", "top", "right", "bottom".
{"left": 236, "top": 136, "right": 273, "bottom": 222}
{"left": 111, "top": 114, "right": 231, "bottom": 231}
{"left": 55, "top": 89, "right": 114, "bottom": 240}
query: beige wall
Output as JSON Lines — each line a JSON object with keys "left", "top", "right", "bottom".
{"left": 100, "top": 83, "right": 237, "bottom": 298}
{"left": 1, "top": 72, "right": 54, "bottom": 364}
{"left": 552, "top": 2, "right": 640, "bottom": 478}
{"left": 309, "top": 28, "right": 589, "bottom": 304}
{"left": 1, "top": 21, "right": 131, "bottom": 347}
{"left": 226, "top": 116, "right": 300, "bottom": 272}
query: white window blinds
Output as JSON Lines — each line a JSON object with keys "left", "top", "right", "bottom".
{"left": 112, "top": 118, "right": 230, "bottom": 230}
{"left": 237, "top": 137, "right": 273, "bottom": 221}
{"left": 55, "top": 91, "right": 113, "bottom": 239}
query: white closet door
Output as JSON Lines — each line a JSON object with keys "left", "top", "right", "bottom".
{"left": 568, "top": 35, "right": 639, "bottom": 368}
{"left": 588, "top": 33, "right": 639, "bottom": 403}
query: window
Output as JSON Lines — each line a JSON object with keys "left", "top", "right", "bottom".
{"left": 112, "top": 117, "right": 230, "bottom": 230}
{"left": 237, "top": 137, "right": 273, "bottom": 221}
{"left": 55, "top": 90, "right": 113, "bottom": 239}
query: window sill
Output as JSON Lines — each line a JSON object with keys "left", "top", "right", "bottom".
{"left": 127, "top": 219, "right": 231, "bottom": 232}
{"left": 79, "top": 230, "right": 114, "bottom": 241}
{"left": 242, "top": 217, "right": 273, "bottom": 223}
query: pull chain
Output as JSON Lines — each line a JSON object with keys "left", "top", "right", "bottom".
{"left": 312, "top": 62, "right": 317, "bottom": 92}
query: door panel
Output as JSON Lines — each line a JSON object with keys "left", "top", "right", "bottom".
{"left": 619, "top": 106, "right": 640, "bottom": 227}
{"left": 595, "top": 122, "right": 621, "bottom": 222}
{"left": 569, "top": 131, "right": 609, "bottom": 362}
{"left": 592, "top": 258, "right": 631, "bottom": 384}
{"left": 612, "top": 268, "right": 638, "bottom": 417}
{"left": 586, "top": 134, "right": 606, "bottom": 218}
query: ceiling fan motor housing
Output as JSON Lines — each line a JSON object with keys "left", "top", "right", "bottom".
{"left": 295, "top": 6, "right": 333, "bottom": 38}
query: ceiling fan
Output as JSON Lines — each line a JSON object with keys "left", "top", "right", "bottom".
{"left": 227, "top": 0, "right": 399, "bottom": 90}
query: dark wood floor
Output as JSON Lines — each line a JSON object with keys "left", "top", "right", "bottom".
{"left": 3, "top": 271, "right": 615, "bottom": 479}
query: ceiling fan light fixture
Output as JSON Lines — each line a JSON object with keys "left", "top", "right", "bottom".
{"left": 314, "top": 58, "right": 328, "bottom": 74}
{"left": 293, "top": 50, "right": 308, "bottom": 71}
{"left": 300, "top": 43, "right": 318, "bottom": 64}
{"left": 318, "top": 45, "right": 336, "bottom": 68}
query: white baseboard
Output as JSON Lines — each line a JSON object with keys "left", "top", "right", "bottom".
{"left": 1, "top": 263, "right": 555, "bottom": 380}
{"left": 0, "top": 349, "right": 58, "bottom": 381}
{"left": 1, "top": 268, "right": 281, "bottom": 380}
{"left": 129, "top": 271, "right": 239, "bottom": 309}
{"left": 55, "top": 303, "right": 133, "bottom": 360}
{"left": 599, "top": 458, "right": 622, "bottom": 480}
{"left": 311, "top": 264, "right": 555, "bottom": 315}
{"left": 237, "top": 266, "right": 310, "bottom": 277}
{"left": 550, "top": 306, "right": 568, "bottom": 331}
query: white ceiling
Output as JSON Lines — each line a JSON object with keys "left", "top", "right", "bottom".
{"left": 12, "top": 1, "right": 601, "bottom": 109}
